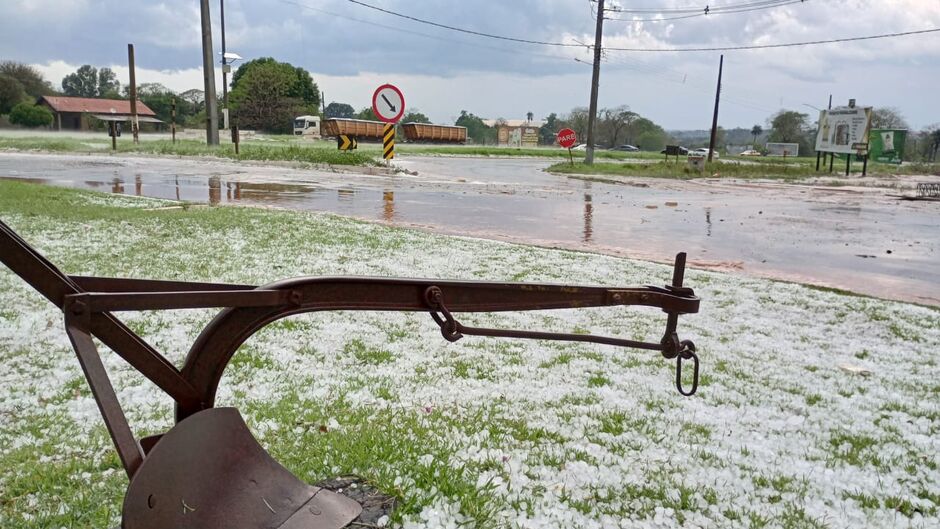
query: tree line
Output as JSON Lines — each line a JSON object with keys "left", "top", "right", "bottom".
{"left": 2, "top": 57, "right": 939, "bottom": 160}
{"left": 759, "top": 107, "right": 939, "bottom": 161}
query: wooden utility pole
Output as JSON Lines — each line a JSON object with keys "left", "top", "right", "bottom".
{"left": 200, "top": 0, "right": 220, "bottom": 145}
{"left": 220, "top": 0, "right": 229, "bottom": 131}
{"left": 585, "top": 0, "right": 605, "bottom": 165}
{"left": 127, "top": 44, "right": 139, "bottom": 144}
{"left": 171, "top": 97, "right": 177, "bottom": 143}
{"left": 707, "top": 55, "right": 723, "bottom": 163}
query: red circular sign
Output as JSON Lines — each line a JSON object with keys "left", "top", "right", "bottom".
{"left": 372, "top": 84, "right": 405, "bottom": 124}
{"left": 557, "top": 128, "right": 577, "bottom": 149}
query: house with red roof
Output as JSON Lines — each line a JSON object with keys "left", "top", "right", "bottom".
{"left": 39, "top": 96, "right": 162, "bottom": 131}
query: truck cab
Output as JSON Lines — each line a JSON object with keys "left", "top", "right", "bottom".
{"left": 293, "top": 115, "right": 321, "bottom": 139}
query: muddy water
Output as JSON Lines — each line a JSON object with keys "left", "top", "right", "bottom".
{"left": 0, "top": 152, "right": 936, "bottom": 305}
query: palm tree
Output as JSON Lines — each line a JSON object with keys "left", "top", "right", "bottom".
{"left": 751, "top": 125, "right": 763, "bottom": 146}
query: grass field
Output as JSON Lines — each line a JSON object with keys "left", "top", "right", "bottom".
{"left": 0, "top": 181, "right": 938, "bottom": 528}
{"left": 547, "top": 158, "right": 940, "bottom": 181}
{"left": 0, "top": 136, "right": 377, "bottom": 166}
{"left": 0, "top": 134, "right": 661, "bottom": 163}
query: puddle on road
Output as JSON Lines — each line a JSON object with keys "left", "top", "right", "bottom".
{"left": 1, "top": 154, "right": 937, "bottom": 305}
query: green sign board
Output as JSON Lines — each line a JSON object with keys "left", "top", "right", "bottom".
{"left": 869, "top": 129, "right": 907, "bottom": 164}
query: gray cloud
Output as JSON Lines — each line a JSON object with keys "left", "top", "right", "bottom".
{"left": 3, "top": 0, "right": 940, "bottom": 128}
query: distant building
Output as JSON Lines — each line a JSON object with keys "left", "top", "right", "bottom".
{"left": 483, "top": 119, "right": 545, "bottom": 147}
{"left": 39, "top": 96, "right": 161, "bottom": 131}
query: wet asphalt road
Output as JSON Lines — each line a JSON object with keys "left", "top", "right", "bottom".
{"left": 0, "top": 152, "right": 936, "bottom": 305}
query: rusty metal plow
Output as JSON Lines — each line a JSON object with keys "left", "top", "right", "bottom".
{"left": 0, "top": 218, "right": 700, "bottom": 529}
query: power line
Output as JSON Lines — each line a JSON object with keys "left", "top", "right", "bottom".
{"left": 607, "top": 0, "right": 805, "bottom": 14}
{"left": 278, "top": 0, "right": 590, "bottom": 65}
{"left": 605, "top": 0, "right": 806, "bottom": 22}
{"left": 345, "top": 0, "right": 585, "bottom": 48}
{"left": 604, "top": 27, "right": 940, "bottom": 52}
{"left": 343, "top": 0, "right": 938, "bottom": 54}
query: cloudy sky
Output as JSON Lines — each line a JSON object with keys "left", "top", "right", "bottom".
{"left": 2, "top": 0, "right": 939, "bottom": 130}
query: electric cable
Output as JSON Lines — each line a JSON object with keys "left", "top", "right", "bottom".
{"left": 604, "top": 27, "right": 940, "bottom": 51}
{"left": 605, "top": 0, "right": 806, "bottom": 22}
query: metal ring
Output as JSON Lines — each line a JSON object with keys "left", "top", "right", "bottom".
{"left": 675, "top": 350, "right": 699, "bottom": 396}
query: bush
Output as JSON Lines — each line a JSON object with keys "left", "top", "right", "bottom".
{"left": 0, "top": 74, "right": 27, "bottom": 115}
{"left": 9, "top": 102, "right": 53, "bottom": 128}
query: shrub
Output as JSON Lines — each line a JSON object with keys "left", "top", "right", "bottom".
{"left": 9, "top": 102, "right": 53, "bottom": 128}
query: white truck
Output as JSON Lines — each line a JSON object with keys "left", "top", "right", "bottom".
{"left": 293, "top": 115, "right": 321, "bottom": 139}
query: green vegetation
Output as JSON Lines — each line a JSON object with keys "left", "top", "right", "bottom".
{"left": 547, "top": 156, "right": 939, "bottom": 180}
{"left": 61, "top": 64, "right": 121, "bottom": 99}
{"left": 1, "top": 180, "right": 937, "bottom": 527}
{"left": 0, "top": 74, "right": 28, "bottom": 114}
{"left": 229, "top": 57, "right": 320, "bottom": 134}
{"left": 0, "top": 137, "right": 377, "bottom": 166}
{"left": 7, "top": 102, "right": 53, "bottom": 127}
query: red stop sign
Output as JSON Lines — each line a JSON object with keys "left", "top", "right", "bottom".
{"left": 557, "top": 128, "right": 577, "bottom": 149}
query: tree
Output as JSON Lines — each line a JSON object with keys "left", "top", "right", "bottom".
{"left": 767, "top": 110, "right": 808, "bottom": 143}
{"left": 354, "top": 106, "right": 378, "bottom": 121}
{"left": 0, "top": 61, "right": 55, "bottom": 98}
{"left": 538, "top": 113, "right": 560, "bottom": 145}
{"left": 714, "top": 126, "right": 727, "bottom": 149}
{"left": 97, "top": 68, "right": 120, "bottom": 98}
{"left": 324, "top": 102, "right": 355, "bottom": 119}
{"left": 179, "top": 88, "right": 204, "bottom": 105}
{"left": 122, "top": 84, "right": 196, "bottom": 125}
{"left": 767, "top": 110, "right": 813, "bottom": 156}
{"left": 401, "top": 109, "right": 431, "bottom": 123}
{"left": 563, "top": 107, "right": 590, "bottom": 141}
{"left": 9, "top": 102, "right": 53, "bottom": 127}
{"left": 751, "top": 124, "right": 763, "bottom": 145}
{"left": 62, "top": 65, "right": 121, "bottom": 98}
{"left": 870, "top": 107, "right": 909, "bottom": 130}
{"left": 0, "top": 75, "right": 27, "bottom": 115}
{"left": 229, "top": 58, "right": 320, "bottom": 133}
{"left": 455, "top": 110, "right": 495, "bottom": 144}
{"left": 600, "top": 106, "right": 638, "bottom": 147}
{"left": 231, "top": 57, "right": 319, "bottom": 109}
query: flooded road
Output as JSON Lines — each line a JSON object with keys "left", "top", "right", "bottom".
{"left": 0, "top": 152, "right": 936, "bottom": 305}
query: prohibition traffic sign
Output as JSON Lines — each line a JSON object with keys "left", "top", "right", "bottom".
{"left": 557, "top": 128, "right": 577, "bottom": 149}
{"left": 372, "top": 84, "right": 405, "bottom": 123}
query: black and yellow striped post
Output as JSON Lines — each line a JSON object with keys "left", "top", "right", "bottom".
{"left": 382, "top": 123, "right": 395, "bottom": 163}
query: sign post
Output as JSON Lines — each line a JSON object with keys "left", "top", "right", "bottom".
{"left": 372, "top": 84, "right": 405, "bottom": 165}
{"left": 557, "top": 128, "right": 578, "bottom": 165}
{"left": 814, "top": 103, "right": 873, "bottom": 176}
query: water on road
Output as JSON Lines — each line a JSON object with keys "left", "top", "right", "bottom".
{"left": 0, "top": 152, "right": 936, "bottom": 305}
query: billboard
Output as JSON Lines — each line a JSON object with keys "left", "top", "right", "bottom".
{"left": 815, "top": 106, "right": 873, "bottom": 154}
{"left": 869, "top": 129, "right": 907, "bottom": 164}
{"left": 766, "top": 142, "right": 799, "bottom": 156}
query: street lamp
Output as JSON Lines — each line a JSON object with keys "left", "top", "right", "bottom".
{"left": 219, "top": 0, "right": 243, "bottom": 130}
{"left": 802, "top": 103, "right": 822, "bottom": 112}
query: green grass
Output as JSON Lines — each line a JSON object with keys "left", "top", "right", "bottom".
{"left": 1, "top": 179, "right": 938, "bottom": 528}
{"left": 546, "top": 157, "right": 939, "bottom": 180}
{"left": 0, "top": 137, "right": 377, "bottom": 166}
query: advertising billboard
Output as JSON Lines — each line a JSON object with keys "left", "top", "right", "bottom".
{"left": 766, "top": 142, "right": 799, "bottom": 156}
{"left": 868, "top": 129, "right": 907, "bottom": 164}
{"left": 815, "top": 106, "right": 873, "bottom": 154}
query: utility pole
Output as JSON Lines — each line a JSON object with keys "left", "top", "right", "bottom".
{"left": 220, "top": 0, "right": 229, "bottom": 131}
{"left": 200, "top": 0, "right": 219, "bottom": 145}
{"left": 127, "top": 44, "right": 139, "bottom": 144}
{"left": 585, "top": 0, "right": 605, "bottom": 165}
{"left": 707, "top": 54, "right": 723, "bottom": 163}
